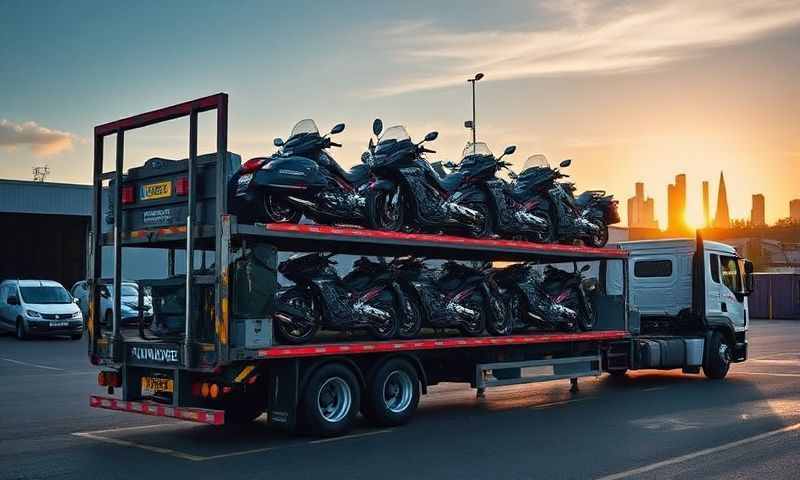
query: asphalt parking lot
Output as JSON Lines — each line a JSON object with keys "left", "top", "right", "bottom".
{"left": 1, "top": 320, "right": 799, "bottom": 480}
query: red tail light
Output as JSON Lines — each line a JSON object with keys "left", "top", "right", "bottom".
{"left": 175, "top": 176, "right": 189, "bottom": 196}
{"left": 98, "top": 372, "right": 107, "bottom": 386}
{"left": 240, "top": 157, "right": 267, "bottom": 174}
{"left": 121, "top": 185, "right": 135, "bottom": 204}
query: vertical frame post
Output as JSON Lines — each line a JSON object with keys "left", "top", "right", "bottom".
{"left": 88, "top": 132, "right": 104, "bottom": 357}
{"left": 112, "top": 130, "right": 124, "bottom": 356}
{"left": 215, "top": 94, "right": 229, "bottom": 364}
{"left": 184, "top": 110, "right": 198, "bottom": 367}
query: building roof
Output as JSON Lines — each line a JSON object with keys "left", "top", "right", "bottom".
{"left": 0, "top": 179, "right": 92, "bottom": 216}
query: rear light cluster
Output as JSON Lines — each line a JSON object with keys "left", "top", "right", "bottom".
{"left": 175, "top": 176, "right": 189, "bottom": 196}
{"left": 240, "top": 157, "right": 267, "bottom": 174}
{"left": 98, "top": 371, "right": 122, "bottom": 388}
{"left": 192, "top": 381, "right": 232, "bottom": 400}
{"left": 121, "top": 185, "right": 135, "bottom": 204}
{"left": 120, "top": 175, "right": 189, "bottom": 205}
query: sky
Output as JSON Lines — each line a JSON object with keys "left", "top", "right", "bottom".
{"left": 2, "top": 0, "right": 799, "bottom": 227}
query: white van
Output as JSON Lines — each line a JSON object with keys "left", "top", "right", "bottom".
{"left": 0, "top": 280, "right": 84, "bottom": 340}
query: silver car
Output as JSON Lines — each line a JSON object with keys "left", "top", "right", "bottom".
{"left": 71, "top": 280, "right": 153, "bottom": 327}
{"left": 0, "top": 280, "right": 84, "bottom": 340}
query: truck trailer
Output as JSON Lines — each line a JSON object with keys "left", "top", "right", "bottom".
{"left": 86, "top": 94, "right": 754, "bottom": 436}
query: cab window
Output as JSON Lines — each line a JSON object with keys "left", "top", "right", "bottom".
{"left": 634, "top": 259, "right": 672, "bottom": 278}
{"left": 720, "top": 256, "right": 742, "bottom": 293}
{"left": 709, "top": 254, "right": 720, "bottom": 283}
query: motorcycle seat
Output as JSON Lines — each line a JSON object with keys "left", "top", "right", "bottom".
{"left": 341, "top": 163, "right": 370, "bottom": 185}
{"left": 434, "top": 171, "right": 465, "bottom": 192}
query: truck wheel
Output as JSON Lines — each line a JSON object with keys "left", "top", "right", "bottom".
{"left": 299, "top": 363, "right": 360, "bottom": 437}
{"left": 703, "top": 331, "right": 731, "bottom": 380}
{"left": 16, "top": 318, "right": 27, "bottom": 340}
{"left": 363, "top": 359, "right": 420, "bottom": 427}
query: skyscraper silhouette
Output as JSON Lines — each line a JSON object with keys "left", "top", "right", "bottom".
{"left": 751, "top": 194, "right": 765, "bottom": 227}
{"left": 713, "top": 172, "right": 730, "bottom": 228}
{"left": 702, "top": 181, "right": 710, "bottom": 228}
{"left": 667, "top": 174, "right": 688, "bottom": 232}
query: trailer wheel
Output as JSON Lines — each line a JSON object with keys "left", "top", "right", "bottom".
{"left": 703, "top": 331, "right": 731, "bottom": 380}
{"left": 299, "top": 363, "right": 361, "bottom": 436}
{"left": 363, "top": 359, "right": 420, "bottom": 427}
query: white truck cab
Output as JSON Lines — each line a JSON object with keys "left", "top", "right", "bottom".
{"left": 618, "top": 237, "right": 754, "bottom": 377}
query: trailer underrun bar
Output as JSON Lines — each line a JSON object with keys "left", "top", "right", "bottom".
{"left": 89, "top": 395, "right": 225, "bottom": 425}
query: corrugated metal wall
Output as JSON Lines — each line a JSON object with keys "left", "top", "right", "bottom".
{"left": 0, "top": 180, "right": 92, "bottom": 216}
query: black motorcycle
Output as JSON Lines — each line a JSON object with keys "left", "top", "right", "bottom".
{"left": 390, "top": 257, "right": 511, "bottom": 336}
{"left": 230, "top": 119, "right": 371, "bottom": 225}
{"left": 443, "top": 142, "right": 551, "bottom": 241}
{"left": 364, "top": 122, "right": 486, "bottom": 236}
{"left": 491, "top": 263, "right": 577, "bottom": 332}
{"left": 273, "top": 253, "right": 415, "bottom": 344}
{"left": 510, "top": 155, "right": 619, "bottom": 247}
{"left": 540, "top": 264, "right": 598, "bottom": 331}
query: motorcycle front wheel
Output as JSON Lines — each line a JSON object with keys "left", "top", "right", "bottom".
{"left": 577, "top": 296, "right": 597, "bottom": 331}
{"left": 462, "top": 201, "right": 494, "bottom": 238}
{"left": 485, "top": 292, "right": 512, "bottom": 336}
{"left": 263, "top": 191, "right": 302, "bottom": 224}
{"left": 397, "top": 294, "right": 423, "bottom": 339}
{"left": 367, "top": 302, "right": 400, "bottom": 340}
{"left": 587, "top": 224, "right": 609, "bottom": 248}
{"left": 458, "top": 296, "right": 486, "bottom": 337}
{"left": 366, "top": 187, "right": 405, "bottom": 232}
{"left": 275, "top": 288, "right": 320, "bottom": 344}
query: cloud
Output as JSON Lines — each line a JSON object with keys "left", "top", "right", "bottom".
{"left": 0, "top": 119, "right": 76, "bottom": 156}
{"left": 372, "top": 0, "right": 800, "bottom": 96}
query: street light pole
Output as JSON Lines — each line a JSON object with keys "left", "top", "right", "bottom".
{"left": 466, "top": 73, "right": 484, "bottom": 146}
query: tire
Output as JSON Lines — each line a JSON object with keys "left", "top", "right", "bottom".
{"left": 463, "top": 201, "right": 494, "bottom": 238}
{"left": 703, "top": 331, "right": 731, "bottom": 380}
{"left": 587, "top": 224, "right": 609, "bottom": 248}
{"left": 366, "top": 302, "right": 399, "bottom": 340}
{"left": 458, "top": 295, "right": 486, "bottom": 337}
{"left": 362, "top": 359, "right": 420, "bottom": 427}
{"left": 299, "top": 363, "right": 360, "bottom": 437}
{"left": 577, "top": 296, "right": 596, "bottom": 331}
{"left": 15, "top": 318, "right": 27, "bottom": 340}
{"left": 263, "top": 191, "right": 302, "bottom": 224}
{"left": 366, "top": 187, "right": 404, "bottom": 232}
{"left": 485, "top": 293, "right": 512, "bottom": 336}
{"left": 397, "top": 294, "right": 423, "bottom": 340}
{"left": 274, "top": 288, "right": 320, "bottom": 345}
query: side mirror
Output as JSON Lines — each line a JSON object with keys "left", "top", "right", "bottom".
{"left": 424, "top": 131, "right": 439, "bottom": 142}
{"left": 74, "top": 297, "right": 81, "bottom": 305}
{"left": 372, "top": 118, "right": 383, "bottom": 136}
{"left": 7, "top": 296, "right": 19, "bottom": 306}
{"left": 580, "top": 264, "right": 591, "bottom": 272}
{"left": 743, "top": 260, "right": 755, "bottom": 294}
{"left": 503, "top": 146, "right": 517, "bottom": 156}
{"left": 330, "top": 123, "right": 345, "bottom": 135}
{"left": 273, "top": 138, "right": 284, "bottom": 147}
{"left": 559, "top": 159, "right": 572, "bottom": 168}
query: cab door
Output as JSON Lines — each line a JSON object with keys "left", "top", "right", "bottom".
{"left": 718, "top": 255, "right": 747, "bottom": 332}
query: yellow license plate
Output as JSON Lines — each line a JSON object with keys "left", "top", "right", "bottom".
{"left": 141, "top": 376, "right": 174, "bottom": 394}
{"left": 139, "top": 181, "right": 172, "bottom": 200}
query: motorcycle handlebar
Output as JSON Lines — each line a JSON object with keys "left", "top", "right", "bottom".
{"left": 420, "top": 147, "right": 436, "bottom": 154}
{"left": 329, "top": 141, "right": 342, "bottom": 148}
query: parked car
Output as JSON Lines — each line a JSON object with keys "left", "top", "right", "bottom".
{"left": 71, "top": 280, "right": 153, "bottom": 327}
{"left": 0, "top": 280, "right": 84, "bottom": 340}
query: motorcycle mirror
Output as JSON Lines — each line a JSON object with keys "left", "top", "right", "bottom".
{"left": 581, "top": 264, "right": 591, "bottom": 272}
{"left": 559, "top": 159, "right": 572, "bottom": 168}
{"left": 273, "top": 137, "right": 284, "bottom": 147}
{"left": 330, "top": 123, "right": 345, "bottom": 135}
{"left": 424, "top": 131, "right": 439, "bottom": 142}
{"left": 372, "top": 118, "right": 383, "bottom": 136}
{"left": 503, "top": 145, "right": 517, "bottom": 156}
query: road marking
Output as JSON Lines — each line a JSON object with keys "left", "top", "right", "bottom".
{"left": 72, "top": 432, "right": 205, "bottom": 461}
{"left": 641, "top": 386, "right": 668, "bottom": 392}
{"left": 594, "top": 422, "right": 800, "bottom": 480}
{"left": 198, "top": 443, "right": 307, "bottom": 461}
{"left": 309, "top": 428, "right": 393, "bottom": 444}
{"left": 735, "top": 371, "right": 800, "bottom": 378}
{"left": 74, "top": 423, "right": 175, "bottom": 436}
{"left": 751, "top": 352, "right": 800, "bottom": 360}
{"left": 750, "top": 359, "right": 800, "bottom": 365}
{"left": 528, "top": 397, "right": 596, "bottom": 410}
{"left": 0, "top": 357, "right": 65, "bottom": 371}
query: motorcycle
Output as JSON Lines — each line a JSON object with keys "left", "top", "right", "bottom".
{"left": 540, "top": 264, "right": 598, "bottom": 331}
{"left": 491, "top": 263, "right": 578, "bottom": 332}
{"left": 510, "top": 155, "right": 619, "bottom": 247}
{"left": 443, "top": 142, "right": 551, "bottom": 241}
{"left": 390, "top": 257, "right": 511, "bottom": 336}
{"left": 364, "top": 121, "right": 487, "bottom": 236}
{"left": 272, "top": 253, "right": 414, "bottom": 344}
{"left": 229, "top": 119, "right": 372, "bottom": 226}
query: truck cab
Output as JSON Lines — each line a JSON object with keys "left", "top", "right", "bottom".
{"left": 619, "top": 237, "right": 754, "bottom": 370}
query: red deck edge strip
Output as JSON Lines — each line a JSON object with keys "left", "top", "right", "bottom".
{"left": 89, "top": 395, "right": 225, "bottom": 425}
{"left": 128, "top": 226, "right": 187, "bottom": 239}
{"left": 258, "top": 330, "right": 628, "bottom": 359}
{"left": 263, "top": 223, "right": 628, "bottom": 258}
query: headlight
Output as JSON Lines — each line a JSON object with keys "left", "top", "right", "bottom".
{"left": 26, "top": 310, "right": 41, "bottom": 318}
{"left": 72, "top": 312, "right": 82, "bottom": 319}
